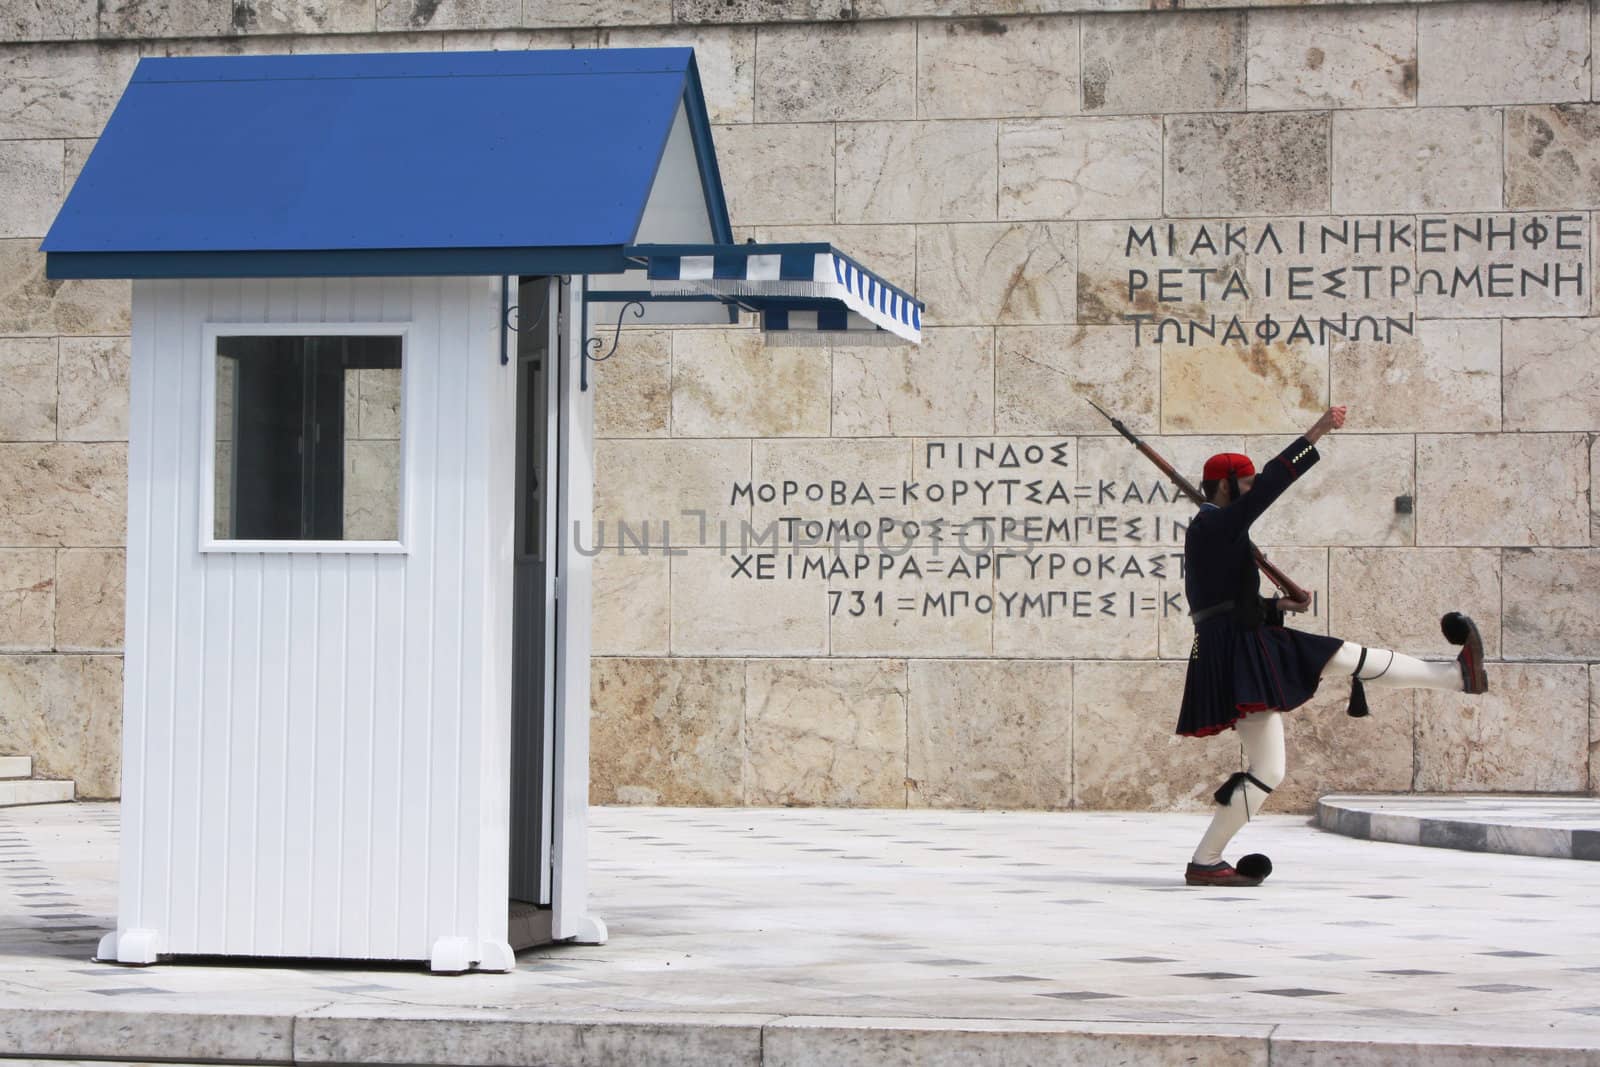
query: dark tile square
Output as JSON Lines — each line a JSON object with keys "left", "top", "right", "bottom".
{"left": 1561, "top": 1007, "right": 1600, "bottom": 1017}
{"left": 1477, "top": 950, "right": 1549, "bottom": 958}
{"left": 1038, "top": 991, "right": 1121, "bottom": 1001}
{"left": 1296, "top": 953, "right": 1364, "bottom": 962}
{"left": 1355, "top": 894, "right": 1401, "bottom": 899}
{"left": 1464, "top": 983, "right": 1546, "bottom": 993}
{"left": 1255, "top": 988, "right": 1339, "bottom": 998}
{"left": 88, "top": 987, "right": 171, "bottom": 996}
{"left": 1106, "top": 956, "right": 1178, "bottom": 964}
{"left": 1375, "top": 969, "right": 1445, "bottom": 976}
{"left": 976, "top": 974, "right": 1050, "bottom": 983}
{"left": 1178, "top": 972, "right": 1253, "bottom": 980}
{"left": 912, "top": 958, "right": 980, "bottom": 967}
{"left": 1572, "top": 829, "right": 1600, "bottom": 862}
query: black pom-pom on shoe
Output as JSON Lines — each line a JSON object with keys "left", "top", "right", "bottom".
{"left": 1441, "top": 612, "right": 1472, "bottom": 646}
{"left": 1235, "top": 853, "right": 1273, "bottom": 882}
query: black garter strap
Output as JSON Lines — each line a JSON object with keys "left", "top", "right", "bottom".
{"left": 1214, "top": 771, "right": 1274, "bottom": 806}
{"left": 1347, "top": 647, "right": 1371, "bottom": 718}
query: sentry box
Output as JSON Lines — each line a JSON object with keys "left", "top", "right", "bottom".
{"left": 43, "top": 47, "right": 923, "bottom": 973}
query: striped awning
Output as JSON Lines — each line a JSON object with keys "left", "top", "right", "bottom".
{"left": 627, "top": 242, "right": 924, "bottom": 344}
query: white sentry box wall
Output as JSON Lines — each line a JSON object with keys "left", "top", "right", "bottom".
{"left": 102, "top": 275, "right": 599, "bottom": 971}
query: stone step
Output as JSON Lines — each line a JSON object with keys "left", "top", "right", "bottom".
{"left": 0, "top": 778, "right": 74, "bottom": 807}
{"left": 0, "top": 755, "right": 31, "bottom": 779}
{"left": 1318, "top": 793, "right": 1600, "bottom": 861}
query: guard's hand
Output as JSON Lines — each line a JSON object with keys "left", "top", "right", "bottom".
{"left": 1280, "top": 592, "right": 1313, "bottom": 614}
{"left": 1306, "top": 406, "right": 1346, "bottom": 442}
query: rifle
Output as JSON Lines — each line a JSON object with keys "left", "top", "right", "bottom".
{"left": 1084, "top": 399, "right": 1309, "bottom": 603}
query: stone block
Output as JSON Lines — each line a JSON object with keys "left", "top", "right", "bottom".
{"left": 0, "top": 443, "right": 125, "bottom": 547}
{"left": 1329, "top": 548, "right": 1502, "bottom": 659}
{"left": 1503, "top": 316, "right": 1600, "bottom": 430}
{"left": 671, "top": 328, "right": 830, "bottom": 437}
{"left": 903, "top": 435, "right": 1079, "bottom": 550}
{"left": 917, "top": 16, "right": 1078, "bottom": 120}
{"left": 0, "top": 549, "right": 54, "bottom": 651}
{"left": 593, "top": 438, "right": 750, "bottom": 548}
{"left": 1415, "top": 663, "right": 1589, "bottom": 792}
{"left": 1081, "top": 11, "right": 1244, "bottom": 114}
{"left": 1417, "top": 432, "right": 1589, "bottom": 546}
{"left": 1161, "top": 337, "right": 1328, "bottom": 434}
{"left": 714, "top": 122, "right": 834, "bottom": 227}
{"left": 593, "top": 25, "right": 754, "bottom": 125}
{"left": 342, "top": 439, "right": 400, "bottom": 540}
{"left": 1246, "top": 6, "right": 1416, "bottom": 110}
{"left": 1076, "top": 218, "right": 1246, "bottom": 327}
{"left": 753, "top": 224, "right": 915, "bottom": 291}
{"left": 829, "top": 548, "right": 992, "bottom": 658}
{"left": 355, "top": 366, "right": 400, "bottom": 440}
{"left": 1160, "top": 546, "right": 1328, "bottom": 660}
{"left": 995, "top": 325, "right": 1157, "bottom": 436}
{"left": 1507, "top": 105, "right": 1600, "bottom": 210}
{"left": 232, "top": 0, "right": 375, "bottom": 35}
{"left": 1592, "top": 664, "right": 1598, "bottom": 795}
{"left": 755, "top": 22, "right": 913, "bottom": 122}
{"left": 1165, "top": 113, "right": 1330, "bottom": 218}
{"left": 993, "top": 550, "right": 1160, "bottom": 659}
{"left": 146, "top": 33, "right": 300, "bottom": 55}
{"left": 0, "top": 0, "right": 96, "bottom": 41}
{"left": 54, "top": 547, "right": 123, "bottom": 651}
{"left": 750, "top": 437, "right": 913, "bottom": 547}
{"left": 58, "top": 336, "right": 130, "bottom": 442}
{"left": 906, "top": 658, "right": 1071, "bottom": 810}
{"left": 1252, "top": 433, "right": 1415, "bottom": 547}
{"left": 589, "top": 656, "right": 743, "bottom": 805}
{"left": 591, "top": 549, "right": 669, "bottom": 656}
{"left": 1072, "top": 660, "right": 1240, "bottom": 811}
{"left": 917, "top": 222, "right": 1076, "bottom": 327}
{"left": 0, "top": 653, "right": 120, "bottom": 797}
{"left": 838, "top": 120, "right": 996, "bottom": 224}
{"left": 1414, "top": 212, "right": 1589, "bottom": 319}
{"left": 1332, "top": 108, "right": 1502, "bottom": 214}
{"left": 0, "top": 241, "right": 130, "bottom": 336}
{"left": 1274, "top": 685, "right": 1414, "bottom": 814}
{"left": 0, "top": 139, "right": 62, "bottom": 239}
{"left": 1593, "top": 435, "right": 1600, "bottom": 544}
{"left": 671, "top": 547, "right": 827, "bottom": 656}
{"left": 1418, "top": 0, "right": 1589, "bottom": 106}
{"left": 1503, "top": 548, "right": 1600, "bottom": 660}
{"left": 832, "top": 327, "right": 993, "bottom": 437}
{"left": 1330, "top": 319, "right": 1500, "bottom": 433}
{"left": 63, "top": 138, "right": 94, "bottom": 188}
{"left": 746, "top": 658, "right": 907, "bottom": 807}
{"left": 999, "top": 117, "right": 1160, "bottom": 222}
{"left": 594, "top": 329, "right": 670, "bottom": 437}
{"left": 98, "top": 0, "right": 229, "bottom": 38}
{"left": 0, "top": 338, "right": 57, "bottom": 441}
{"left": 1075, "top": 432, "right": 1243, "bottom": 549}
{"left": 0, "top": 43, "right": 138, "bottom": 140}
{"left": 288, "top": 31, "right": 438, "bottom": 53}
{"left": 522, "top": 0, "right": 673, "bottom": 29}
{"left": 375, "top": 0, "right": 518, "bottom": 31}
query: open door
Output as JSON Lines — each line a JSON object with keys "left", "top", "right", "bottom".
{"left": 509, "top": 277, "right": 558, "bottom": 929}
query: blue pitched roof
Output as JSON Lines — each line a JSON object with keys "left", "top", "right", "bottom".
{"left": 43, "top": 48, "right": 732, "bottom": 279}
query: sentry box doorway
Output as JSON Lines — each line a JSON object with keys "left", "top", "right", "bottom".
{"left": 43, "top": 47, "right": 923, "bottom": 973}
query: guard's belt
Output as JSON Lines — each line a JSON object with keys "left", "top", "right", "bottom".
{"left": 1188, "top": 600, "right": 1235, "bottom": 624}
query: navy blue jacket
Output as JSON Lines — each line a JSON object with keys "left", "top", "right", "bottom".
{"left": 1183, "top": 436, "right": 1319, "bottom": 632}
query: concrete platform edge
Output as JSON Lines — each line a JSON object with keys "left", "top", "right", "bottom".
{"left": 1316, "top": 794, "right": 1599, "bottom": 862}
{"left": 5, "top": 1003, "right": 1600, "bottom": 1067}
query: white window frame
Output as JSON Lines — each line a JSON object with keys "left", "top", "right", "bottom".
{"left": 199, "top": 322, "right": 412, "bottom": 554}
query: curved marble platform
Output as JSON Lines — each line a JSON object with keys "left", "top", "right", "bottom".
{"left": 1318, "top": 794, "right": 1600, "bottom": 861}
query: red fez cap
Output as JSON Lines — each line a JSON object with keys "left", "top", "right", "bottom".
{"left": 1203, "top": 452, "right": 1255, "bottom": 481}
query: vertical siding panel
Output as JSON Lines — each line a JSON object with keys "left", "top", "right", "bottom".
{"left": 457, "top": 278, "right": 487, "bottom": 947}
{"left": 119, "top": 283, "right": 156, "bottom": 940}
{"left": 225, "top": 552, "right": 262, "bottom": 952}
{"left": 255, "top": 548, "right": 291, "bottom": 950}
{"left": 311, "top": 556, "right": 347, "bottom": 957}
{"left": 430, "top": 277, "right": 467, "bottom": 945}
{"left": 196, "top": 514, "right": 233, "bottom": 951}
{"left": 163, "top": 279, "right": 205, "bottom": 952}
{"left": 341, "top": 555, "right": 377, "bottom": 956}
{"left": 398, "top": 277, "right": 439, "bottom": 958}
{"left": 284, "top": 551, "right": 319, "bottom": 956}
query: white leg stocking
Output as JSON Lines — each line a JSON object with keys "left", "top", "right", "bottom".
{"left": 1191, "top": 712, "right": 1286, "bottom": 866}
{"left": 1322, "top": 641, "right": 1461, "bottom": 691}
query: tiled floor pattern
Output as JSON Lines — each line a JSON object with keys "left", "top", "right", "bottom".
{"left": 1319, "top": 794, "right": 1600, "bottom": 860}
{"left": 2, "top": 802, "right": 1599, "bottom": 1042}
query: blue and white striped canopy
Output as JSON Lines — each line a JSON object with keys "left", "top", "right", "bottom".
{"left": 628, "top": 242, "right": 924, "bottom": 344}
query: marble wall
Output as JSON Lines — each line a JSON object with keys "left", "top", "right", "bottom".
{"left": 1, "top": 0, "right": 1597, "bottom": 811}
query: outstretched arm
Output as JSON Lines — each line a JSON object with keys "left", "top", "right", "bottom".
{"left": 1215, "top": 406, "right": 1347, "bottom": 542}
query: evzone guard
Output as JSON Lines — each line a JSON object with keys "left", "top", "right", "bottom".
{"left": 1180, "top": 406, "right": 1487, "bottom": 886}
{"left": 1086, "top": 401, "right": 1489, "bottom": 888}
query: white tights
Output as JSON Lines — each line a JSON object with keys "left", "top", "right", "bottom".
{"left": 1190, "top": 640, "right": 1462, "bottom": 866}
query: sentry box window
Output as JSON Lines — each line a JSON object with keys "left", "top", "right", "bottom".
{"left": 203, "top": 325, "right": 408, "bottom": 552}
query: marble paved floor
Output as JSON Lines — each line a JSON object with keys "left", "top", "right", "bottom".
{"left": 2, "top": 802, "right": 1599, "bottom": 1043}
